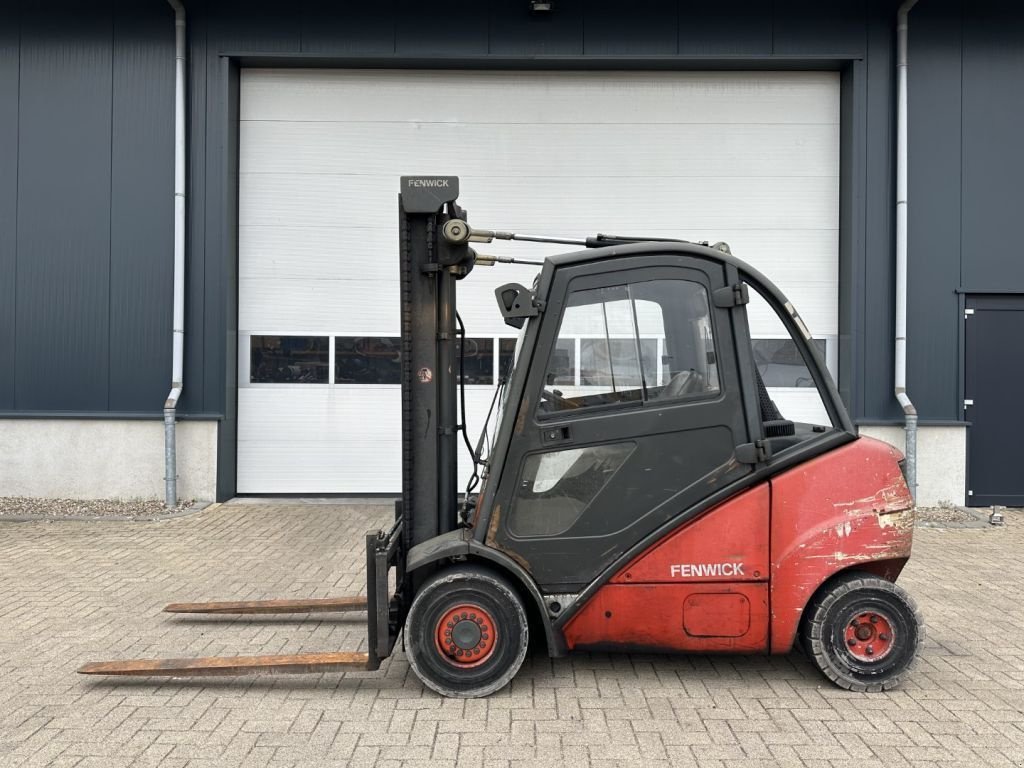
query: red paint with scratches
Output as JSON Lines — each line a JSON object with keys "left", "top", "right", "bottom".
{"left": 561, "top": 437, "right": 913, "bottom": 658}
{"left": 611, "top": 484, "right": 770, "bottom": 584}
{"left": 768, "top": 437, "right": 914, "bottom": 652}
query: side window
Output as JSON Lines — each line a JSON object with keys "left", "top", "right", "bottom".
{"left": 746, "top": 286, "right": 835, "bottom": 428}
{"left": 539, "top": 279, "right": 719, "bottom": 415}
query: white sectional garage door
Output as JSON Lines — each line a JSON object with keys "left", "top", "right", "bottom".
{"left": 237, "top": 69, "right": 840, "bottom": 494}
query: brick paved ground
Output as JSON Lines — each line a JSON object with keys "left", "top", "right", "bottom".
{"left": 1, "top": 501, "right": 1023, "bottom": 768}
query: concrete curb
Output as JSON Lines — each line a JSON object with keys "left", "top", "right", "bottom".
{"left": 915, "top": 519, "right": 992, "bottom": 529}
{"left": 914, "top": 506, "right": 997, "bottom": 530}
{"left": 0, "top": 501, "right": 218, "bottom": 524}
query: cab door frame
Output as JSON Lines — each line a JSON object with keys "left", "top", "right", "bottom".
{"left": 486, "top": 253, "right": 759, "bottom": 592}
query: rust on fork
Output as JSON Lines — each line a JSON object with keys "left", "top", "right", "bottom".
{"left": 163, "top": 596, "right": 368, "bottom": 614}
{"left": 77, "top": 651, "right": 371, "bottom": 677}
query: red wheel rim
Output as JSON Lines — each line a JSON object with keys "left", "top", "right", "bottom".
{"left": 843, "top": 610, "right": 895, "bottom": 662}
{"left": 434, "top": 604, "right": 497, "bottom": 667}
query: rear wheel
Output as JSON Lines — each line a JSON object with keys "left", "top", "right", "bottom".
{"left": 405, "top": 566, "right": 529, "bottom": 698}
{"left": 801, "top": 573, "right": 923, "bottom": 692}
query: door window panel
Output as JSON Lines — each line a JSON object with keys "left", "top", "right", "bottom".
{"left": 335, "top": 336, "right": 401, "bottom": 384}
{"left": 509, "top": 443, "right": 635, "bottom": 537}
{"left": 250, "top": 336, "right": 329, "bottom": 383}
{"left": 540, "top": 279, "right": 719, "bottom": 414}
{"left": 456, "top": 337, "right": 494, "bottom": 385}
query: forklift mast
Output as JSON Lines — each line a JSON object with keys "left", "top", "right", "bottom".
{"left": 396, "top": 176, "right": 475, "bottom": 552}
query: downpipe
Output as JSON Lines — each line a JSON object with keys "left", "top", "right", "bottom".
{"left": 164, "top": 387, "right": 182, "bottom": 506}
{"left": 164, "top": 0, "right": 186, "bottom": 507}
{"left": 896, "top": 0, "right": 919, "bottom": 503}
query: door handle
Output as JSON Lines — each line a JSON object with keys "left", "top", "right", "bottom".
{"left": 540, "top": 425, "right": 572, "bottom": 444}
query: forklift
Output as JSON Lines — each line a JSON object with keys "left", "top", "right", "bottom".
{"left": 80, "top": 176, "right": 923, "bottom": 696}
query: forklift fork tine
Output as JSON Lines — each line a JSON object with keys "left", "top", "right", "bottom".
{"left": 77, "top": 651, "right": 371, "bottom": 677}
{"left": 163, "top": 597, "right": 368, "bottom": 615}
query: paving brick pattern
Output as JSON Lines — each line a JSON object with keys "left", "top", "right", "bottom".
{"left": 1, "top": 501, "right": 1022, "bottom": 767}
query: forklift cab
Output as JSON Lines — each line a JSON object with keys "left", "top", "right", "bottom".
{"left": 482, "top": 244, "right": 851, "bottom": 593}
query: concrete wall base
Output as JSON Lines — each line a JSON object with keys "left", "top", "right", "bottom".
{"left": 0, "top": 419, "right": 218, "bottom": 501}
{"left": 858, "top": 424, "right": 966, "bottom": 508}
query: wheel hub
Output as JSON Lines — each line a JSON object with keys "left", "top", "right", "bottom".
{"left": 435, "top": 604, "right": 496, "bottom": 667}
{"left": 844, "top": 611, "right": 895, "bottom": 662}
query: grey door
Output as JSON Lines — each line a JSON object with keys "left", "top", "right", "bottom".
{"left": 965, "top": 295, "right": 1024, "bottom": 506}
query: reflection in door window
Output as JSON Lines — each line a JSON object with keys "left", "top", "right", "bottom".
{"left": 509, "top": 442, "right": 635, "bottom": 537}
{"left": 539, "top": 279, "right": 719, "bottom": 414}
{"left": 752, "top": 338, "right": 826, "bottom": 388}
{"left": 335, "top": 336, "right": 401, "bottom": 384}
{"left": 251, "top": 336, "right": 329, "bottom": 383}
{"left": 455, "top": 337, "right": 495, "bottom": 384}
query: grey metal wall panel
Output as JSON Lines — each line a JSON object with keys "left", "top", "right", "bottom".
{"left": 395, "top": 0, "right": 489, "bottom": 56}
{"left": 300, "top": 0, "right": 397, "bottom": 55}
{"left": 201, "top": 47, "right": 229, "bottom": 416}
{"left": 677, "top": 1, "right": 772, "bottom": 56}
{"left": 217, "top": 61, "right": 241, "bottom": 502}
{"left": 961, "top": 3, "right": 1024, "bottom": 288}
{"left": 906, "top": 0, "right": 963, "bottom": 421}
{"left": 582, "top": 0, "right": 677, "bottom": 55}
{"left": 108, "top": 0, "right": 175, "bottom": 412}
{"left": 181, "top": 15, "right": 208, "bottom": 415}
{"left": 772, "top": 0, "right": 866, "bottom": 57}
{"left": 205, "top": 0, "right": 302, "bottom": 54}
{"left": 489, "top": 1, "right": 584, "bottom": 56}
{"left": 0, "top": 6, "right": 18, "bottom": 410}
{"left": 837, "top": 64, "right": 858, "bottom": 415}
{"left": 859, "top": 5, "right": 898, "bottom": 422}
{"left": 15, "top": 2, "right": 112, "bottom": 411}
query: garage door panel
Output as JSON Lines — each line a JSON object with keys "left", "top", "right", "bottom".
{"left": 239, "top": 226, "right": 392, "bottom": 281}
{"left": 241, "top": 120, "right": 839, "bottom": 179}
{"left": 239, "top": 276, "right": 400, "bottom": 333}
{"left": 239, "top": 225, "right": 842, "bottom": 289}
{"left": 238, "top": 277, "right": 838, "bottom": 343}
{"left": 237, "top": 441, "right": 401, "bottom": 493}
{"left": 237, "top": 69, "right": 839, "bottom": 493}
{"left": 241, "top": 69, "right": 839, "bottom": 126}
{"left": 239, "top": 388, "right": 400, "bottom": 442}
{"left": 239, "top": 278, "right": 546, "bottom": 340}
{"left": 241, "top": 173, "right": 838, "bottom": 231}
{"left": 238, "top": 386, "right": 496, "bottom": 492}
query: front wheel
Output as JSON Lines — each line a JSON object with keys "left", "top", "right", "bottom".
{"left": 405, "top": 566, "right": 529, "bottom": 698}
{"left": 802, "top": 573, "right": 923, "bottom": 692}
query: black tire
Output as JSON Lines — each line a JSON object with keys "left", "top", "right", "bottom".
{"left": 801, "top": 572, "right": 923, "bottom": 692}
{"left": 405, "top": 565, "right": 529, "bottom": 698}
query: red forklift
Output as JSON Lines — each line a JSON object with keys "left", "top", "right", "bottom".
{"left": 80, "top": 177, "right": 922, "bottom": 697}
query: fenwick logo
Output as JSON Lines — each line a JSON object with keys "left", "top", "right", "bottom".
{"left": 669, "top": 562, "right": 745, "bottom": 578}
{"left": 407, "top": 178, "right": 450, "bottom": 188}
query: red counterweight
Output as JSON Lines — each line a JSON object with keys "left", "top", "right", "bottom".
{"left": 768, "top": 436, "right": 914, "bottom": 652}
